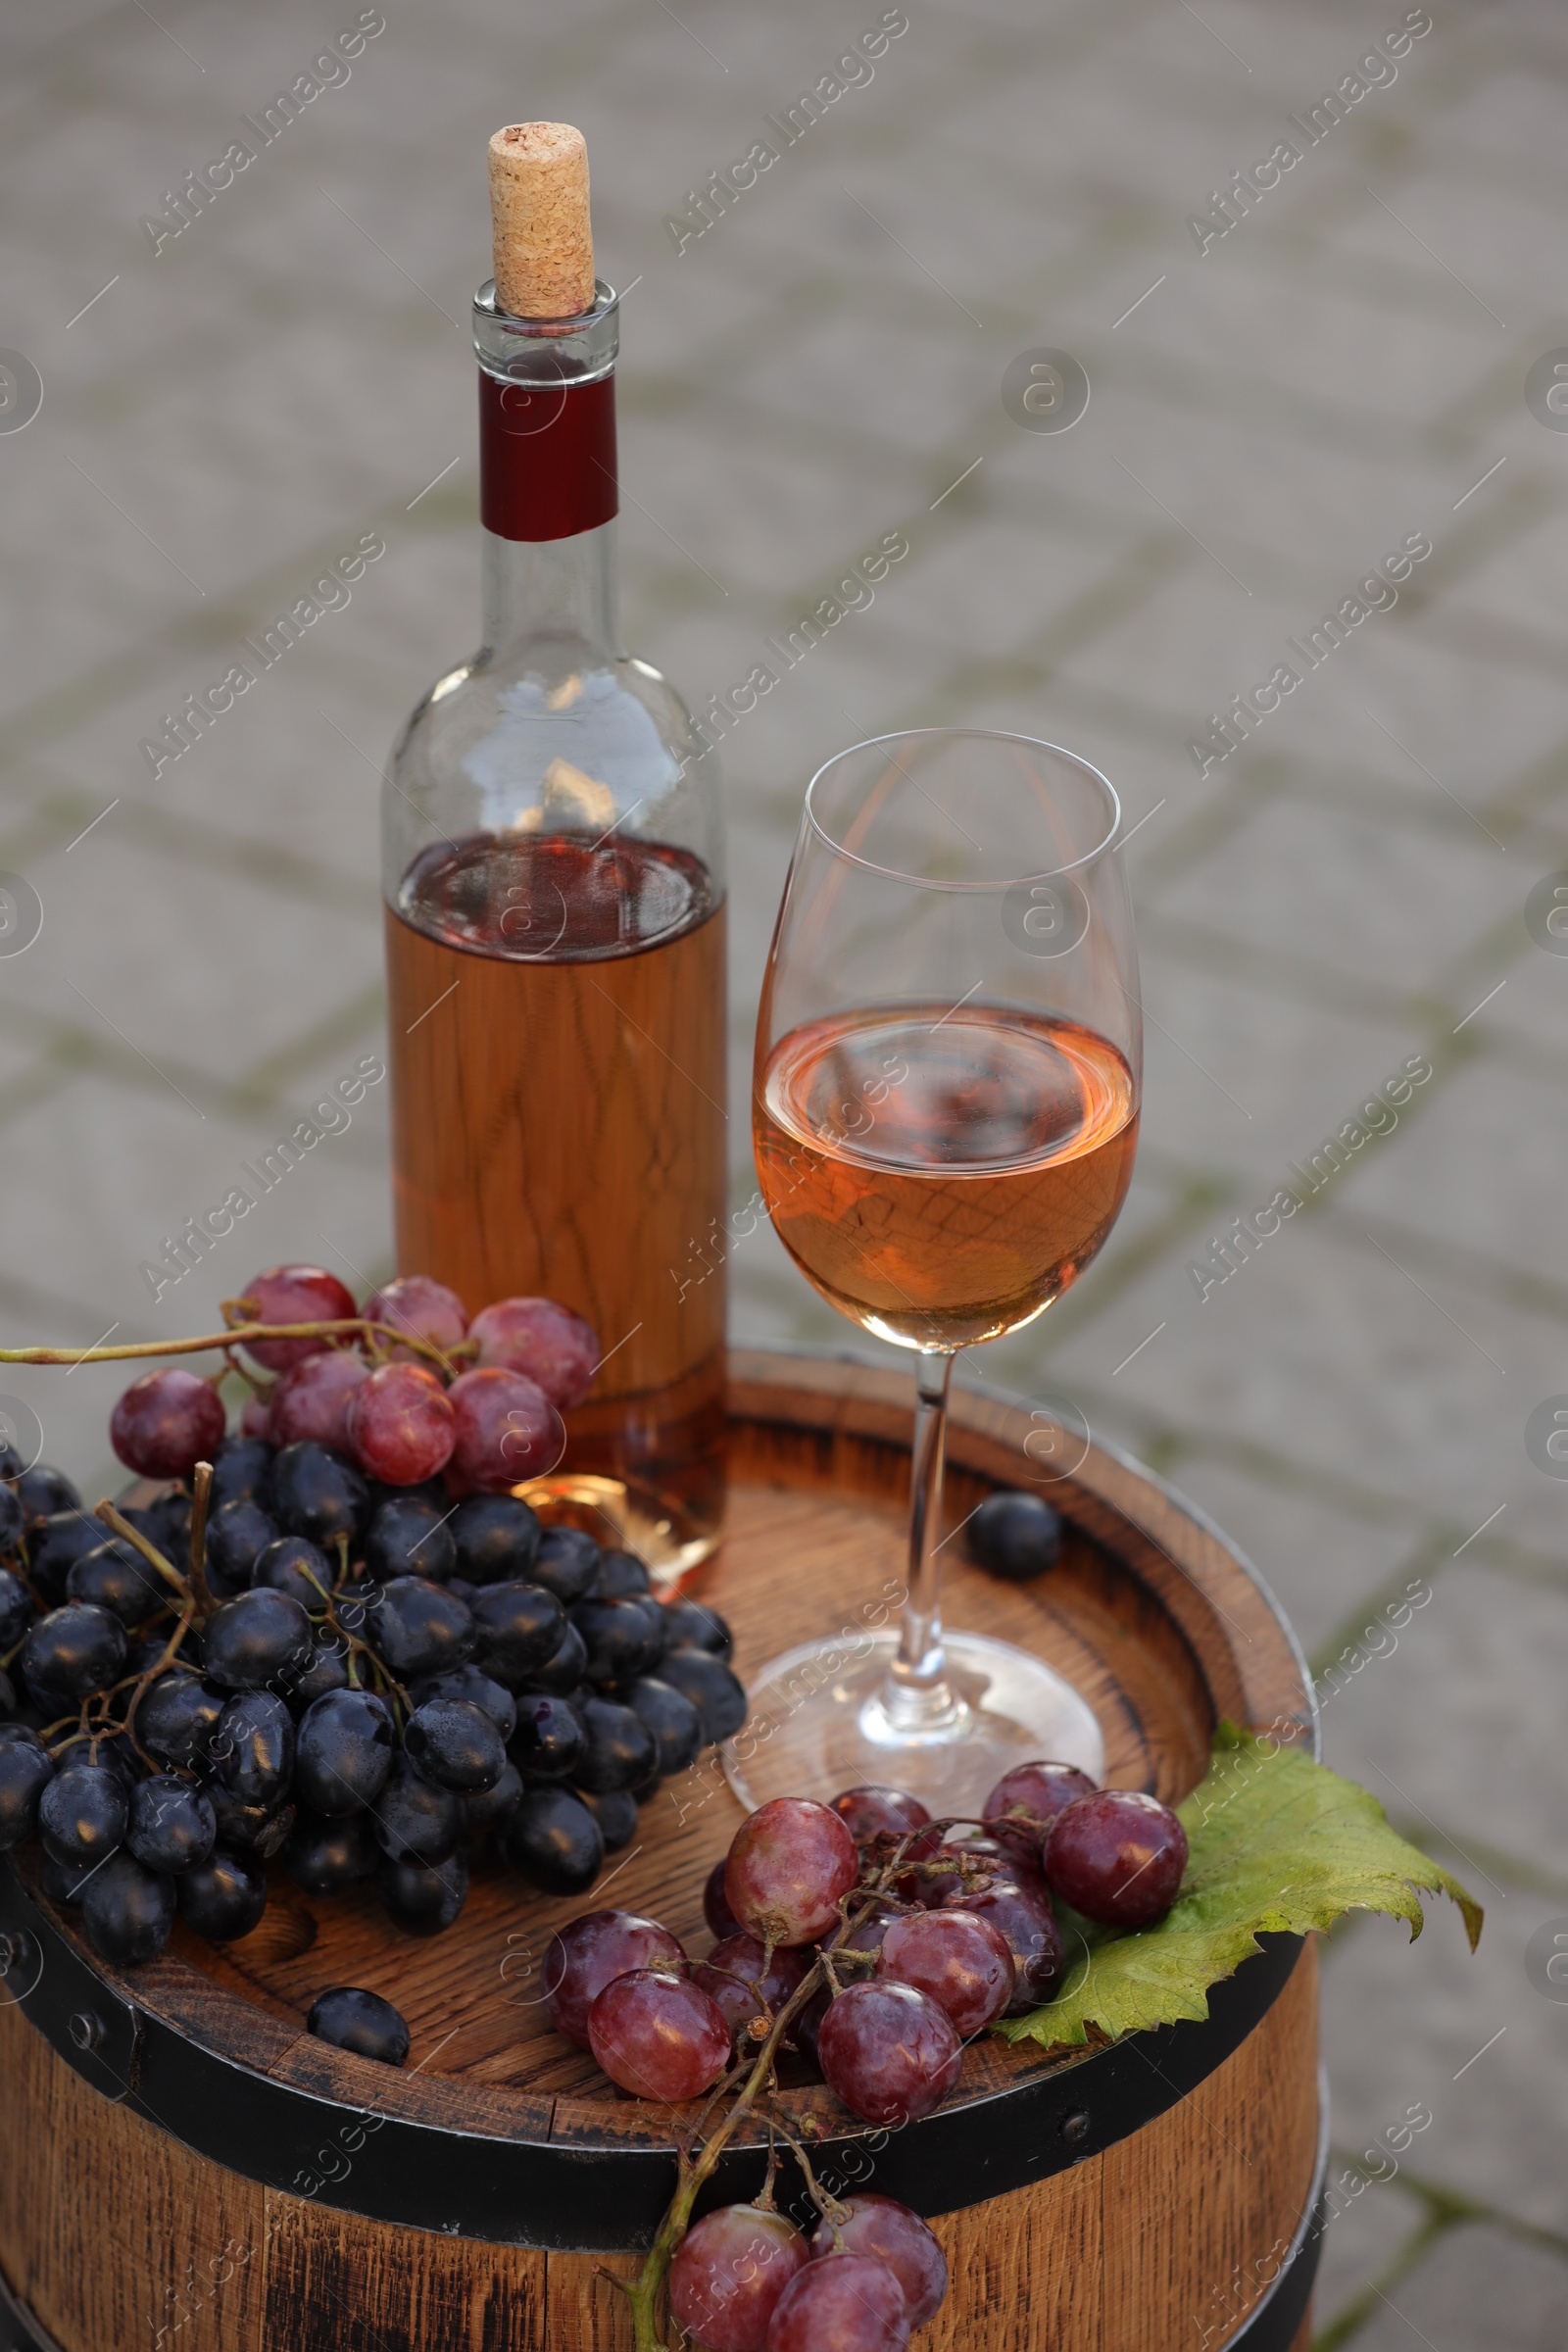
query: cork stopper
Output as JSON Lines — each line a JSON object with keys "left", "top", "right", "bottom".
{"left": 488, "top": 122, "right": 596, "bottom": 319}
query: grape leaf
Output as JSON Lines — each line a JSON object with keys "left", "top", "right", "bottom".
{"left": 998, "top": 1721, "right": 1483, "bottom": 2052}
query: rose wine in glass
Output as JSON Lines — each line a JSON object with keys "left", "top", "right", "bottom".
{"left": 381, "top": 127, "right": 727, "bottom": 1578}
{"left": 734, "top": 728, "right": 1141, "bottom": 1810}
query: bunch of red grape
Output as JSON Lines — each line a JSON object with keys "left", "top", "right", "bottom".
{"left": 0, "top": 1266, "right": 747, "bottom": 1969}
{"left": 540, "top": 1771, "right": 1189, "bottom": 2347}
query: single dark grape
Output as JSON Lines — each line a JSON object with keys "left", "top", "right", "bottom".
{"left": 519, "top": 1618, "right": 588, "bottom": 1696}
{"left": 39, "top": 1850, "right": 94, "bottom": 1907}
{"left": 704, "top": 1857, "right": 743, "bottom": 1941}
{"left": 449, "top": 1494, "right": 542, "bottom": 1587}
{"left": 127, "top": 1775, "right": 217, "bottom": 1875}
{"left": 361, "top": 1577, "right": 474, "bottom": 1680}
{"left": 15, "top": 1465, "right": 80, "bottom": 1529}
{"left": 23, "top": 1602, "right": 126, "bottom": 1708}
{"left": 461, "top": 1761, "right": 523, "bottom": 1836}
{"left": 571, "top": 1595, "right": 664, "bottom": 1685}
{"left": 577, "top": 1786, "right": 638, "bottom": 1851}
{"left": 626, "top": 1676, "right": 702, "bottom": 1777}
{"left": 207, "top": 1788, "right": 295, "bottom": 1855}
{"left": 768, "top": 2254, "right": 908, "bottom": 2352}
{"left": 147, "top": 1488, "right": 193, "bottom": 1554}
{"left": 110, "top": 1369, "right": 226, "bottom": 1483}
{"left": 294, "top": 1689, "right": 395, "bottom": 1816}
{"left": 290, "top": 1638, "right": 352, "bottom": 1706}
{"left": 595, "top": 1549, "right": 651, "bottom": 1599}
{"left": 725, "top": 1798, "right": 858, "bottom": 1948}
{"left": 237, "top": 1264, "right": 357, "bottom": 1371}
{"left": 208, "top": 1437, "right": 274, "bottom": 1512}
{"left": 918, "top": 1832, "right": 1042, "bottom": 1909}
{"left": 252, "top": 1535, "right": 333, "bottom": 1611}
{"left": 366, "top": 1473, "right": 450, "bottom": 1520}
{"left": 138, "top": 1671, "right": 225, "bottom": 1766}
{"left": 346, "top": 1362, "right": 456, "bottom": 1487}
{"left": 0, "top": 1481, "right": 22, "bottom": 1551}
{"left": 469, "top": 1581, "right": 565, "bottom": 1689}
{"left": 830, "top": 1787, "right": 933, "bottom": 1843}
{"left": 405, "top": 1696, "right": 505, "bottom": 1793}
{"left": 202, "top": 1589, "right": 313, "bottom": 1690}
{"left": 669, "top": 2204, "right": 808, "bottom": 2352}
{"left": 808, "top": 2197, "right": 947, "bottom": 2329}
{"left": 817, "top": 1981, "right": 961, "bottom": 2126}
{"left": 362, "top": 1273, "right": 468, "bottom": 1360}
{"left": 447, "top": 1366, "right": 562, "bottom": 1489}
{"left": 966, "top": 1492, "right": 1062, "bottom": 1582}
{"left": 66, "top": 1538, "right": 167, "bottom": 1628}
{"left": 26, "top": 1510, "right": 104, "bottom": 1605}
{"left": 268, "top": 1348, "right": 369, "bottom": 1452}
{"left": 0, "top": 1565, "right": 34, "bottom": 1648}
{"left": 879, "top": 1908, "right": 1015, "bottom": 2035}
{"left": 371, "top": 1755, "right": 462, "bottom": 1866}
{"left": 1043, "top": 1788, "right": 1189, "bottom": 1929}
{"left": 80, "top": 1850, "right": 177, "bottom": 1966}
{"left": 542, "top": 1908, "right": 687, "bottom": 2048}
{"left": 588, "top": 1969, "right": 730, "bottom": 2101}
{"left": 415, "top": 1664, "right": 516, "bottom": 1741}
{"left": 467, "top": 1297, "right": 598, "bottom": 1408}
{"left": 38, "top": 1761, "right": 129, "bottom": 1867}
{"left": 204, "top": 1499, "right": 279, "bottom": 1596}
{"left": 0, "top": 1739, "right": 52, "bottom": 1848}
{"left": 270, "top": 1442, "right": 369, "bottom": 1547}
{"left": 510, "top": 1691, "right": 585, "bottom": 1783}
{"left": 694, "top": 1934, "right": 809, "bottom": 2045}
{"left": 573, "top": 1694, "right": 657, "bottom": 1794}
{"left": 366, "top": 1496, "right": 457, "bottom": 1586}
{"left": 944, "top": 1880, "right": 1064, "bottom": 2012}
{"left": 502, "top": 1784, "right": 604, "bottom": 1895}
{"left": 984, "top": 1760, "right": 1097, "bottom": 1837}
{"left": 178, "top": 1847, "right": 268, "bottom": 1940}
{"left": 659, "top": 1648, "right": 748, "bottom": 1745}
{"left": 376, "top": 1849, "right": 467, "bottom": 1936}
{"left": 212, "top": 1689, "right": 295, "bottom": 1807}
{"left": 286, "top": 1809, "right": 378, "bottom": 1896}
{"left": 662, "top": 1595, "right": 733, "bottom": 1661}
{"left": 308, "top": 1984, "right": 411, "bottom": 2066}
{"left": 529, "top": 1525, "right": 600, "bottom": 1603}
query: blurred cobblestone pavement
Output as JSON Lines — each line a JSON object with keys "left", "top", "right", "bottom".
{"left": 3, "top": 0, "right": 1566, "bottom": 2338}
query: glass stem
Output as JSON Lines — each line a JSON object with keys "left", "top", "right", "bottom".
{"left": 887, "top": 1349, "right": 958, "bottom": 1727}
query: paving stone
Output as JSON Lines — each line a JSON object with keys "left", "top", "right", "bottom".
{"left": 1321, "top": 1889, "right": 1568, "bottom": 2235}
{"left": 1350, "top": 2224, "right": 1568, "bottom": 2350}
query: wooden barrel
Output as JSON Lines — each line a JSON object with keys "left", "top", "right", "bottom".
{"left": 0, "top": 1350, "right": 1324, "bottom": 2352}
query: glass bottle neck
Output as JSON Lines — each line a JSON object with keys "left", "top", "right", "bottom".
{"left": 481, "top": 520, "right": 618, "bottom": 663}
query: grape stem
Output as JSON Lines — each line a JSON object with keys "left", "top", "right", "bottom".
{"left": 0, "top": 1318, "right": 455, "bottom": 1375}
{"left": 187, "top": 1462, "right": 215, "bottom": 1618}
{"left": 95, "top": 1500, "right": 193, "bottom": 1604}
{"left": 619, "top": 1823, "right": 1002, "bottom": 2347}
{"left": 619, "top": 1886, "right": 894, "bottom": 2352}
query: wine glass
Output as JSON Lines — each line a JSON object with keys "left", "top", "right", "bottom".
{"left": 728, "top": 727, "right": 1141, "bottom": 1813}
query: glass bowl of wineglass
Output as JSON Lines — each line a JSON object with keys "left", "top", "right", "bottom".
{"left": 727, "top": 727, "right": 1140, "bottom": 1813}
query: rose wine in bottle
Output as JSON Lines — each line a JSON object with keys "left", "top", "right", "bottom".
{"left": 382, "top": 123, "right": 726, "bottom": 1576}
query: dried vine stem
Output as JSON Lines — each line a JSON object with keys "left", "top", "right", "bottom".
{"left": 0, "top": 1317, "right": 455, "bottom": 1375}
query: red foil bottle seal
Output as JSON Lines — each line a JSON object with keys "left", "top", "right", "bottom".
{"left": 479, "top": 371, "right": 617, "bottom": 543}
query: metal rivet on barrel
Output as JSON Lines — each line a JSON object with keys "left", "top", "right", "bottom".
{"left": 1061, "top": 2109, "right": 1091, "bottom": 2143}
{"left": 69, "top": 2011, "right": 104, "bottom": 2052}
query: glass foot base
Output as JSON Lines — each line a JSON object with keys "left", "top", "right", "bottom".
{"left": 722, "top": 1628, "right": 1104, "bottom": 1816}
{"left": 512, "top": 1472, "right": 720, "bottom": 1590}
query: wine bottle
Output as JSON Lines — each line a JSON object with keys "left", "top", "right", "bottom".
{"left": 382, "top": 123, "right": 727, "bottom": 1578}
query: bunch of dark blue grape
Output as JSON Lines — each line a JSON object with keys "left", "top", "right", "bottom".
{"left": 0, "top": 1426, "right": 746, "bottom": 1970}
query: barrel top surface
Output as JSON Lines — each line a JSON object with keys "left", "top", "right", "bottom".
{"left": 20, "top": 1348, "right": 1313, "bottom": 2159}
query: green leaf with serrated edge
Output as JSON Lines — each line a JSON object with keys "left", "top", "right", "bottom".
{"left": 998, "top": 1722, "right": 1483, "bottom": 2052}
